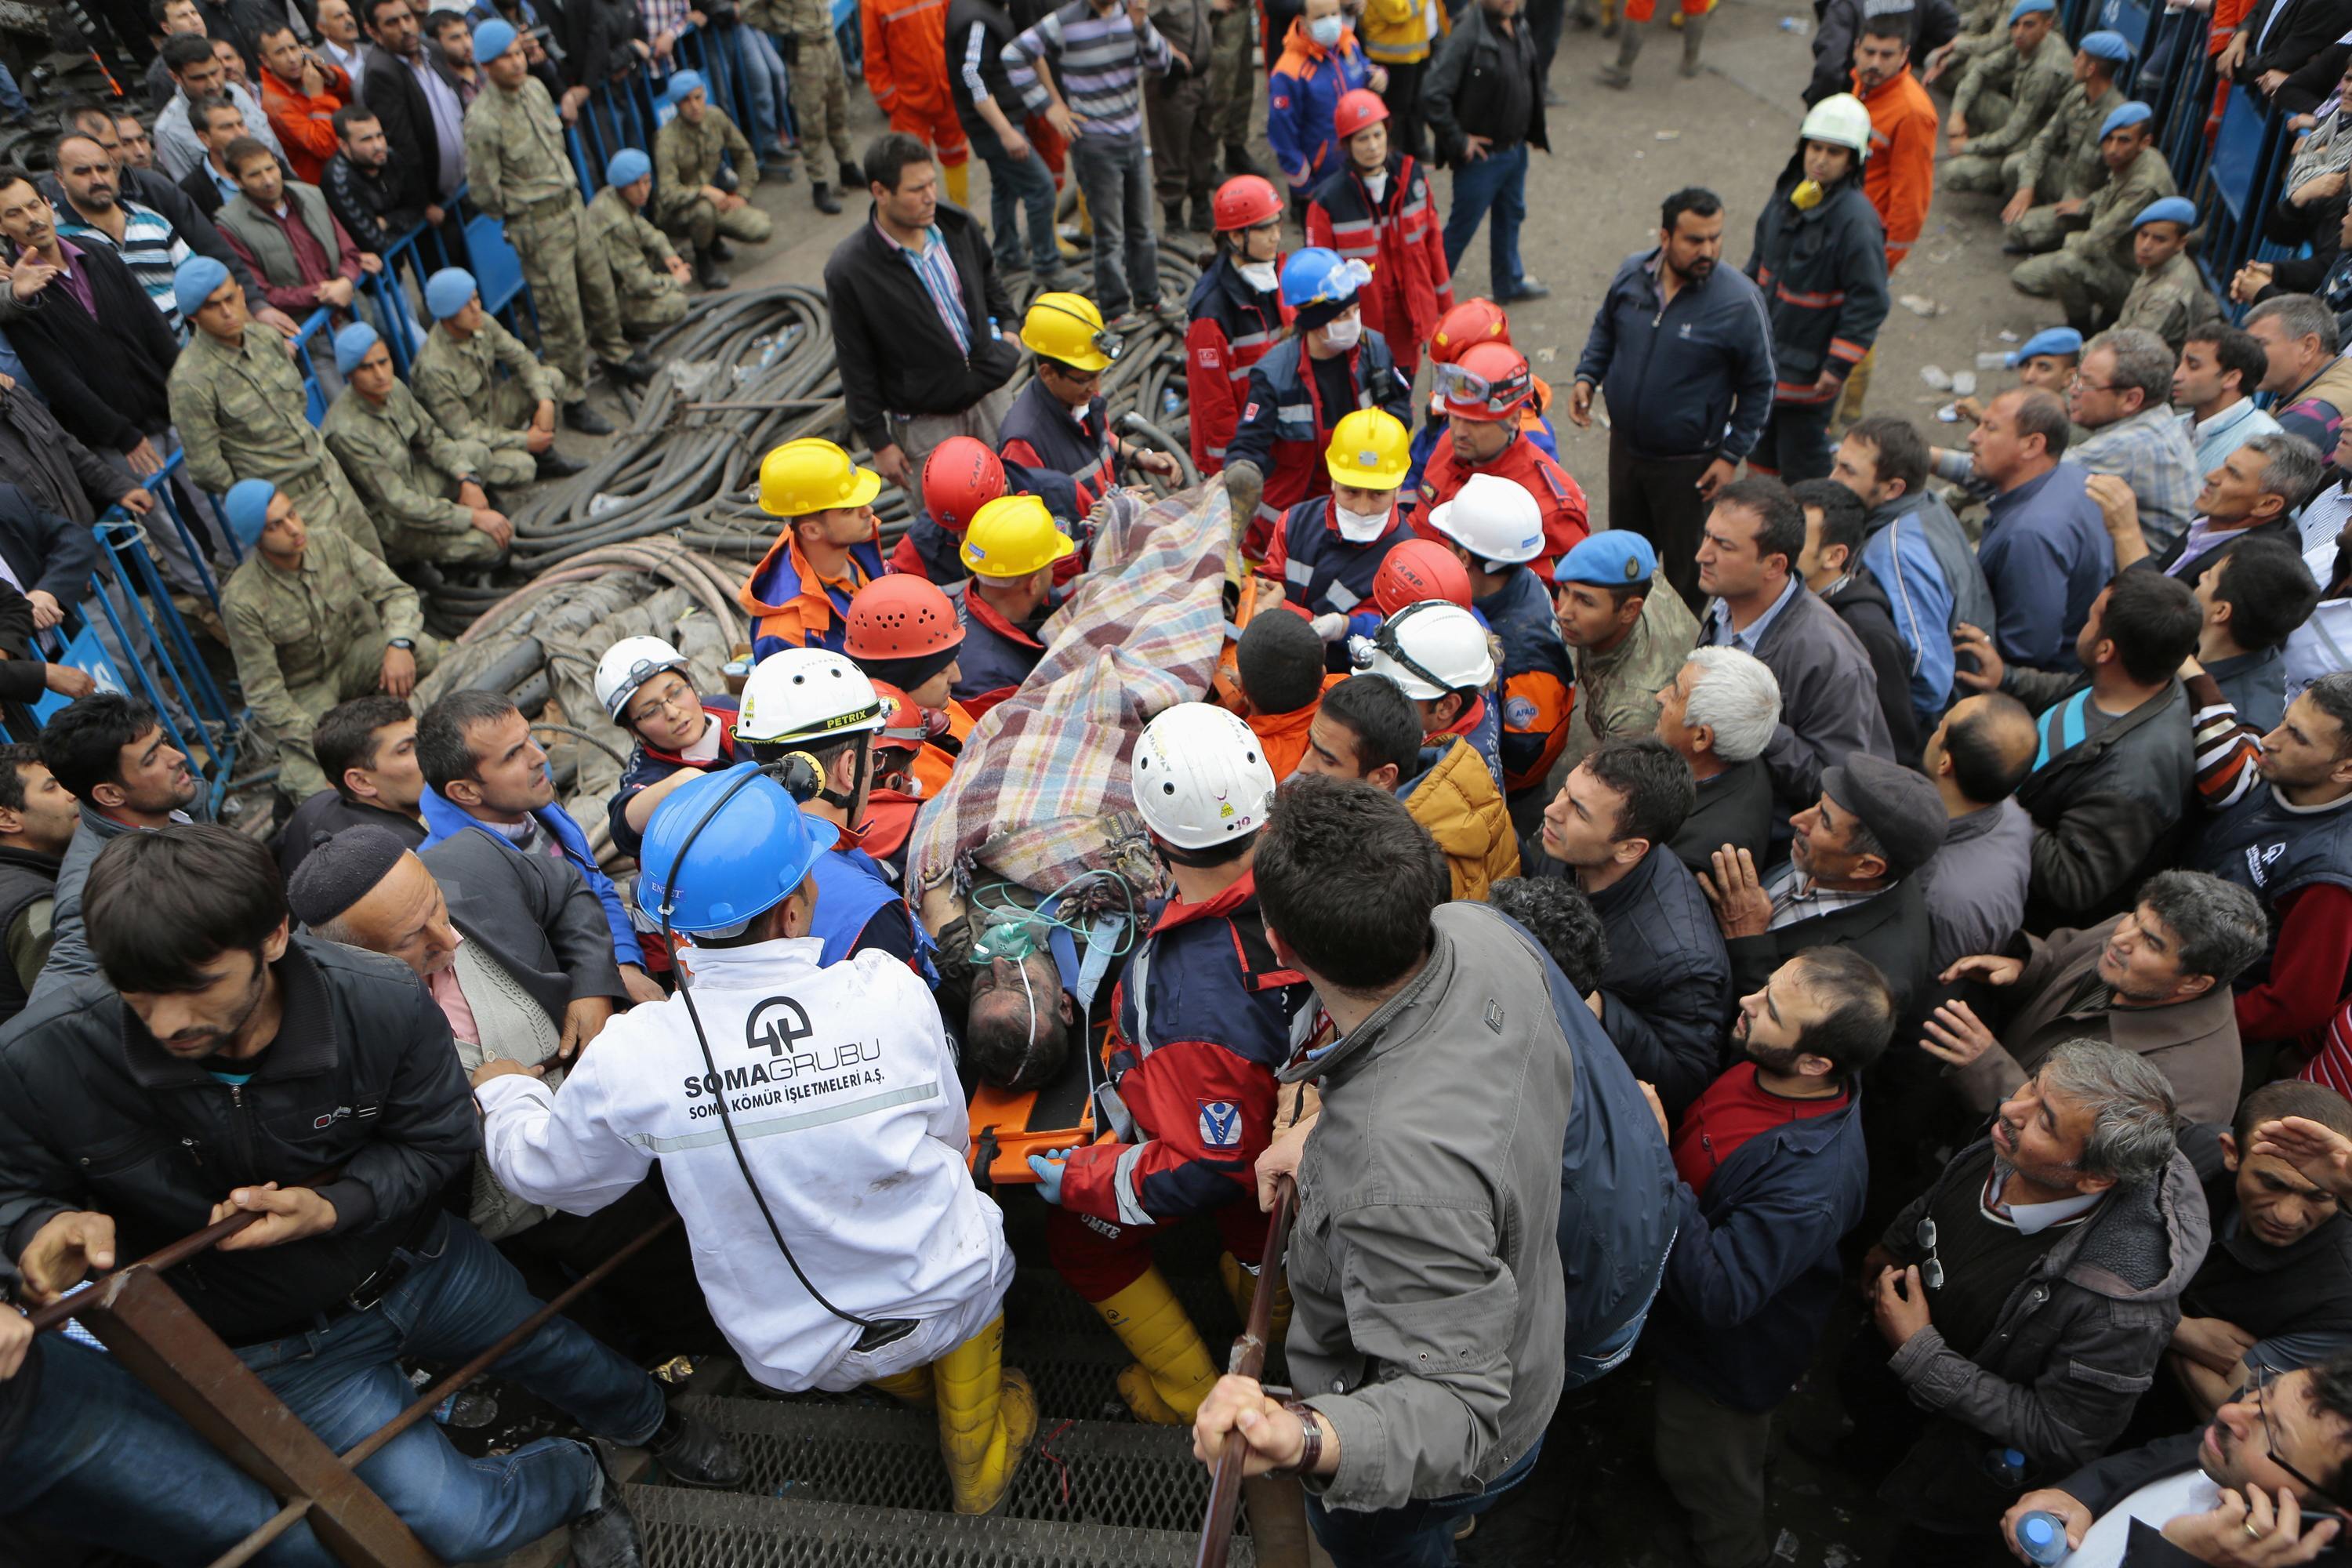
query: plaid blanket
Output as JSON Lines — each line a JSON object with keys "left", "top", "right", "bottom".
{"left": 907, "top": 482, "right": 1232, "bottom": 901}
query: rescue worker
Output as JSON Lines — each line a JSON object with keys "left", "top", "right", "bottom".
{"left": 1359, "top": 0, "right": 1442, "bottom": 161}
{"left": 1000, "top": 292, "right": 1181, "bottom": 523}
{"left": 587, "top": 149, "right": 692, "bottom": 336}
{"left": 411, "top": 267, "right": 590, "bottom": 477}
{"left": 1268, "top": 0, "right": 1378, "bottom": 218}
{"left": 168, "top": 255, "right": 387, "bottom": 561}
{"left": 953, "top": 494, "right": 1072, "bottom": 711}
{"left": 1364, "top": 597, "right": 1504, "bottom": 786}
{"left": 889, "top": 437, "right": 1003, "bottom": 590}
{"left": 2010, "top": 101, "right": 2176, "bottom": 333}
{"left": 652, "top": 71, "right": 774, "bottom": 290}
{"left": 856, "top": 681, "right": 935, "bottom": 873}
{"left": 1225, "top": 247, "right": 1413, "bottom": 559}
{"left": 1260, "top": 408, "right": 1414, "bottom": 668}
{"left": 462, "top": 20, "right": 651, "bottom": 416}
{"left": 1304, "top": 88, "right": 1451, "bottom": 376}
{"left": 1939, "top": 0, "right": 2075, "bottom": 194}
{"left": 597, "top": 635, "right": 745, "bottom": 859}
{"left": 1373, "top": 535, "right": 1475, "bottom": 616}
{"left": 1185, "top": 174, "right": 1289, "bottom": 480}
{"left": 739, "top": 438, "right": 887, "bottom": 660}
{"left": 843, "top": 574, "right": 973, "bottom": 797}
{"left": 753, "top": 0, "right": 864, "bottom": 212}
{"left": 474, "top": 764, "right": 1032, "bottom": 1514}
{"left": 1403, "top": 296, "right": 1563, "bottom": 492}
{"left": 733, "top": 649, "right": 938, "bottom": 974}
{"left": 1417, "top": 338, "right": 1588, "bottom": 575}
{"left": 865, "top": 0, "right": 973, "bottom": 207}
{"left": 1029, "top": 703, "right": 1310, "bottom": 1425}
{"left": 321, "top": 322, "right": 518, "bottom": 568}
{"left": 2001, "top": 30, "right": 2131, "bottom": 255}
{"left": 2111, "top": 196, "right": 2216, "bottom": 352}
{"left": 1426, "top": 471, "right": 1574, "bottom": 797}
{"left": 218, "top": 479, "right": 437, "bottom": 803}
{"left": 1849, "top": 16, "right": 1939, "bottom": 275}
{"left": 1745, "top": 93, "right": 1891, "bottom": 482}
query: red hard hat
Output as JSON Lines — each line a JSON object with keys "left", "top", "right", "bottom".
{"left": 921, "top": 437, "right": 1007, "bottom": 532}
{"left": 1428, "top": 299, "right": 1514, "bottom": 368}
{"left": 1374, "top": 539, "right": 1474, "bottom": 617}
{"left": 1439, "top": 340, "right": 1534, "bottom": 422}
{"left": 866, "top": 680, "right": 931, "bottom": 753}
{"left": 844, "top": 575, "right": 966, "bottom": 661}
{"left": 1213, "top": 174, "right": 1283, "bottom": 232}
{"left": 1334, "top": 89, "right": 1389, "bottom": 142}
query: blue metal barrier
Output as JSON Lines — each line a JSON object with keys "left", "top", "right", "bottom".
{"left": 561, "top": 17, "right": 781, "bottom": 200}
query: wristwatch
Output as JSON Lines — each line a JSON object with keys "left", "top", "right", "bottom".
{"left": 388, "top": 637, "right": 415, "bottom": 651}
{"left": 1278, "top": 1400, "right": 1323, "bottom": 1476}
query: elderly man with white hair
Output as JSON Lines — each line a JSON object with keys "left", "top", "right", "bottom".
{"left": 1656, "top": 646, "right": 1782, "bottom": 877}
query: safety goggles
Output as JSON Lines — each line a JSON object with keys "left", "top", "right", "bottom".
{"left": 1371, "top": 604, "right": 1457, "bottom": 695}
{"left": 1296, "top": 256, "right": 1374, "bottom": 307}
{"left": 1433, "top": 358, "right": 1532, "bottom": 416}
{"left": 1036, "top": 299, "right": 1125, "bottom": 365}
{"left": 615, "top": 656, "right": 689, "bottom": 712}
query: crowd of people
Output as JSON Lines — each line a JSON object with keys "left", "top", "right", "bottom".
{"left": 9, "top": 0, "right": 2352, "bottom": 1565}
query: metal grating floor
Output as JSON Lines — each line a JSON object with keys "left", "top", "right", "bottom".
{"left": 630, "top": 1485, "right": 1256, "bottom": 1568}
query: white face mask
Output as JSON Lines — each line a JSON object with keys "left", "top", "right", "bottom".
{"left": 1334, "top": 501, "right": 1390, "bottom": 541}
{"left": 1308, "top": 13, "right": 1345, "bottom": 45}
{"left": 1319, "top": 314, "right": 1363, "bottom": 350}
{"left": 1237, "top": 260, "right": 1279, "bottom": 292}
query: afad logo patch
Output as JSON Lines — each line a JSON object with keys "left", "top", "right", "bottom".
{"left": 1198, "top": 1100, "right": 1243, "bottom": 1148}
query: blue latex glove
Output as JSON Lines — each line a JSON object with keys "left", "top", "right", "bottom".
{"left": 1028, "top": 1147, "right": 1069, "bottom": 1204}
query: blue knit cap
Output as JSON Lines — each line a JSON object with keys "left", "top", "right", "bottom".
{"left": 332, "top": 321, "right": 380, "bottom": 376}
{"left": 2133, "top": 195, "right": 2197, "bottom": 230}
{"left": 172, "top": 255, "right": 230, "bottom": 318}
{"left": 2005, "top": 326, "right": 2083, "bottom": 367}
{"left": 426, "top": 267, "right": 477, "bottom": 321}
{"left": 667, "top": 69, "right": 706, "bottom": 103}
{"left": 473, "top": 17, "right": 517, "bottom": 61}
{"left": 2101, "top": 101, "right": 2154, "bottom": 137}
{"left": 2079, "top": 29, "right": 2132, "bottom": 60}
{"left": 608, "top": 147, "right": 652, "bottom": 187}
{"left": 224, "top": 479, "right": 276, "bottom": 550}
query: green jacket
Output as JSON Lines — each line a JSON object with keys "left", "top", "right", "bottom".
{"left": 167, "top": 325, "right": 355, "bottom": 503}
{"left": 2063, "top": 146, "right": 2180, "bottom": 274}
{"left": 586, "top": 184, "right": 682, "bottom": 300}
{"left": 463, "top": 74, "right": 577, "bottom": 217}
{"left": 222, "top": 524, "right": 421, "bottom": 748}
{"left": 410, "top": 318, "right": 555, "bottom": 450}
{"left": 2017, "top": 76, "right": 2126, "bottom": 202}
{"left": 2114, "top": 249, "right": 2219, "bottom": 351}
{"left": 1954, "top": 29, "right": 2076, "bottom": 161}
{"left": 321, "top": 382, "right": 479, "bottom": 536}
{"left": 653, "top": 107, "right": 760, "bottom": 223}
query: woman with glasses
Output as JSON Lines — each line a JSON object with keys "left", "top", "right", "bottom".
{"left": 595, "top": 635, "right": 744, "bottom": 859}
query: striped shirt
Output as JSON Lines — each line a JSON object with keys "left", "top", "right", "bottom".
{"left": 56, "top": 200, "right": 191, "bottom": 332}
{"left": 877, "top": 220, "right": 971, "bottom": 356}
{"left": 1003, "top": 0, "right": 1170, "bottom": 142}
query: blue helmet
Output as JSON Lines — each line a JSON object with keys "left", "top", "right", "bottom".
{"left": 636, "top": 764, "right": 838, "bottom": 935}
{"left": 1279, "top": 247, "right": 1370, "bottom": 311}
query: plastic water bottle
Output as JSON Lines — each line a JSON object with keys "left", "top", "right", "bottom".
{"left": 2015, "top": 1511, "right": 2070, "bottom": 1565}
{"left": 1976, "top": 351, "right": 2012, "bottom": 370}
{"left": 1984, "top": 1446, "right": 2030, "bottom": 1487}
{"left": 1160, "top": 387, "right": 1183, "bottom": 423}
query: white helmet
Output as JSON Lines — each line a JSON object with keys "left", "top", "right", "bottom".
{"left": 1428, "top": 473, "right": 1544, "bottom": 566}
{"left": 1365, "top": 601, "right": 1495, "bottom": 700}
{"left": 1131, "top": 702, "right": 1277, "bottom": 851}
{"left": 1799, "top": 93, "right": 1874, "bottom": 161}
{"left": 734, "top": 648, "right": 887, "bottom": 747}
{"left": 594, "top": 635, "right": 691, "bottom": 720}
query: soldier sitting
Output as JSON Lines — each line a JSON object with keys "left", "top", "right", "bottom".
{"left": 321, "top": 323, "right": 518, "bottom": 570}
{"left": 2011, "top": 102, "right": 2178, "bottom": 334}
{"left": 218, "top": 479, "right": 442, "bottom": 804}
{"left": 587, "top": 150, "right": 691, "bottom": 338}
{"left": 2112, "top": 197, "right": 2219, "bottom": 354}
{"left": 412, "top": 267, "right": 593, "bottom": 474}
{"left": 653, "top": 70, "right": 772, "bottom": 289}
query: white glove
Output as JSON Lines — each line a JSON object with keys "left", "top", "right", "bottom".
{"left": 1310, "top": 612, "right": 1348, "bottom": 641}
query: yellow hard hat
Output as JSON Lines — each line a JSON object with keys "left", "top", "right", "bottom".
{"left": 1326, "top": 408, "right": 1412, "bottom": 491}
{"left": 960, "top": 494, "right": 1077, "bottom": 579}
{"left": 759, "top": 437, "right": 882, "bottom": 520}
{"left": 1020, "top": 292, "right": 1120, "bottom": 373}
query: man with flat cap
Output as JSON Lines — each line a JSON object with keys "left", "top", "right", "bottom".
{"left": 2000, "top": 31, "right": 2132, "bottom": 256}
{"left": 168, "top": 253, "right": 387, "bottom": 561}
{"left": 1548, "top": 529, "right": 1699, "bottom": 785}
{"left": 321, "top": 321, "right": 517, "bottom": 568}
{"left": 219, "top": 478, "right": 441, "bottom": 804}
{"left": 651, "top": 71, "right": 770, "bottom": 291}
{"left": 1700, "top": 749, "right": 1948, "bottom": 1018}
{"left": 410, "top": 267, "right": 587, "bottom": 480}
{"left": 586, "top": 150, "right": 692, "bottom": 339}
{"left": 2011, "top": 102, "right": 2177, "bottom": 332}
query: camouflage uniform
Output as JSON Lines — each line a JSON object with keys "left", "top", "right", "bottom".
{"left": 463, "top": 73, "right": 631, "bottom": 401}
{"left": 321, "top": 382, "right": 522, "bottom": 566}
{"left": 169, "top": 326, "right": 385, "bottom": 561}
{"left": 2113, "top": 248, "right": 2221, "bottom": 353}
{"left": 221, "top": 522, "right": 440, "bottom": 800}
{"left": 2012, "top": 147, "right": 2179, "bottom": 330}
{"left": 1943, "top": 30, "right": 2076, "bottom": 194}
{"left": 654, "top": 107, "right": 777, "bottom": 250}
{"left": 586, "top": 185, "right": 690, "bottom": 336}
{"left": 410, "top": 317, "right": 567, "bottom": 459}
{"left": 2004, "top": 78, "right": 2127, "bottom": 253}
{"left": 749, "top": 0, "right": 856, "bottom": 177}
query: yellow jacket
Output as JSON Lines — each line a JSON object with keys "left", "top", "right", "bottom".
{"left": 1403, "top": 737, "right": 1520, "bottom": 901}
{"left": 1359, "top": 0, "right": 1447, "bottom": 65}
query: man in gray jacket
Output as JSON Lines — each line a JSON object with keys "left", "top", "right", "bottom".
{"left": 1191, "top": 775, "right": 1572, "bottom": 1563}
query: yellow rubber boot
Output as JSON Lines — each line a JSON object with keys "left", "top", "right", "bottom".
{"left": 867, "top": 1365, "right": 935, "bottom": 1408}
{"left": 1093, "top": 1269, "right": 1221, "bottom": 1425}
{"left": 1074, "top": 187, "right": 1094, "bottom": 239}
{"left": 943, "top": 158, "right": 971, "bottom": 207}
{"left": 1219, "top": 1251, "right": 1294, "bottom": 1347}
{"left": 934, "top": 1315, "right": 1038, "bottom": 1515}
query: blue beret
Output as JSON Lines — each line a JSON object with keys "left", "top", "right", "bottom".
{"left": 608, "top": 147, "right": 652, "bottom": 187}
{"left": 224, "top": 480, "right": 276, "bottom": 550}
{"left": 668, "top": 69, "right": 706, "bottom": 103}
{"left": 2005, "top": 326, "right": 2083, "bottom": 367}
{"left": 2009, "top": 0, "right": 2055, "bottom": 19}
{"left": 171, "top": 255, "right": 230, "bottom": 318}
{"left": 1554, "top": 529, "right": 1657, "bottom": 587}
{"left": 2100, "top": 101, "right": 2154, "bottom": 136}
{"left": 2133, "top": 195, "right": 2197, "bottom": 230}
{"left": 332, "top": 321, "right": 380, "bottom": 376}
{"left": 472, "top": 18, "right": 517, "bottom": 61}
{"left": 425, "top": 267, "right": 477, "bottom": 321}
{"left": 2079, "top": 29, "right": 2132, "bottom": 60}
